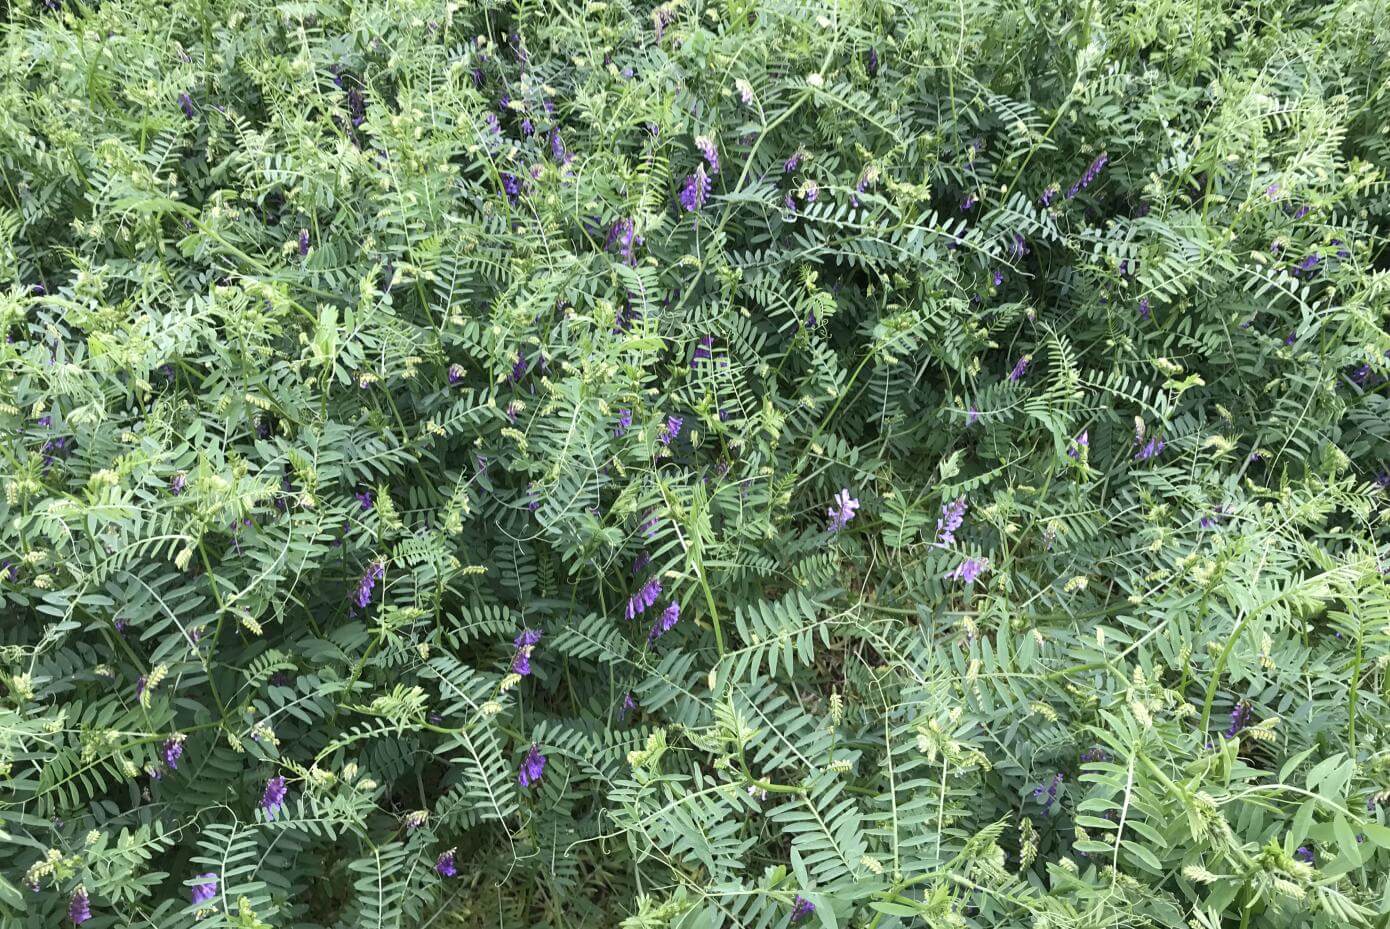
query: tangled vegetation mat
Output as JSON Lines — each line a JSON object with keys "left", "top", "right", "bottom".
{"left": 1, "top": 0, "right": 1389, "bottom": 926}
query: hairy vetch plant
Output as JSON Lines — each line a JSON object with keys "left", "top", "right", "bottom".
{"left": 1, "top": 0, "right": 1388, "bottom": 927}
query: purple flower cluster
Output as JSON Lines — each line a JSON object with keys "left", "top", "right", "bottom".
{"left": 1068, "top": 430, "right": 1089, "bottom": 459}
{"left": 680, "top": 165, "right": 712, "bottom": 212}
{"left": 518, "top": 744, "right": 547, "bottom": 787}
{"left": 1033, "top": 772, "right": 1064, "bottom": 813}
{"left": 692, "top": 335, "right": 714, "bottom": 368}
{"left": 947, "top": 558, "right": 989, "bottom": 586}
{"left": 790, "top": 896, "right": 816, "bottom": 923}
{"left": 261, "top": 775, "right": 288, "bottom": 819}
{"left": 69, "top": 887, "right": 92, "bottom": 925}
{"left": 606, "top": 218, "right": 643, "bottom": 265}
{"left": 826, "top": 489, "right": 859, "bottom": 534}
{"left": 614, "top": 409, "right": 632, "bottom": 437}
{"left": 694, "top": 135, "right": 720, "bottom": 174}
{"left": 935, "top": 497, "right": 967, "bottom": 546}
{"left": 649, "top": 601, "right": 680, "bottom": 642}
{"left": 627, "top": 577, "right": 662, "bottom": 620}
{"left": 179, "top": 92, "right": 195, "bottom": 119}
{"left": 1133, "top": 436, "right": 1166, "bottom": 462}
{"left": 191, "top": 873, "right": 218, "bottom": 906}
{"left": 1066, "top": 152, "right": 1109, "bottom": 199}
{"left": 659, "top": 415, "right": 683, "bottom": 446}
{"left": 354, "top": 561, "right": 385, "bottom": 609}
{"left": 499, "top": 171, "right": 521, "bottom": 204}
{"left": 511, "top": 629, "right": 542, "bottom": 676}
{"left": 435, "top": 848, "right": 457, "bottom": 877}
{"left": 550, "top": 128, "right": 571, "bottom": 165}
{"left": 1008, "top": 355, "right": 1030, "bottom": 382}
{"left": 1223, "top": 701, "right": 1251, "bottom": 739}
{"left": 170, "top": 473, "right": 187, "bottom": 496}
{"left": 1138, "top": 297, "right": 1150, "bottom": 320}
{"left": 163, "top": 736, "right": 184, "bottom": 771}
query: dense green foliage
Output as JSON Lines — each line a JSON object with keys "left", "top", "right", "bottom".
{"left": 2, "top": 0, "right": 1390, "bottom": 926}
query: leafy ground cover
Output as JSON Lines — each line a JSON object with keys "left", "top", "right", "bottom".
{"left": 1, "top": 0, "right": 1389, "bottom": 926}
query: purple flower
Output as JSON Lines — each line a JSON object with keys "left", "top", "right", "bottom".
{"left": 695, "top": 135, "right": 720, "bottom": 174}
{"left": 170, "top": 473, "right": 187, "bottom": 496}
{"left": 1068, "top": 430, "right": 1089, "bottom": 459}
{"left": 436, "top": 849, "right": 457, "bottom": 877}
{"left": 1066, "top": 153, "right": 1109, "bottom": 199}
{"left": 354, "top": 561, "right": 385, "bottom": 609}
{"left": 1039, "top": 185, "right": 1059, "bottom": 207}
{"left": 447, "top": 364, "right": 464, "bottom": 385}
{"left": 1292, "top": 253, "right": 1319, "bottom": 277}
{"left": 784, "top": 151, "right": 804, "bottom": 173}
{"left": 1008, "top": 234, "right": 1028, "bottom": 259}
{"left": 191, "top": 873, "right": 218, "bottom": 906}
{"left": 68, "top": 887, "right": 92, "bottom": 924}
{"left": 163, "top": 737, "right": 184, "bottom": 770}
{"left": 1033, "top": 772, "right": 1064, "bottom": 813}
{"left": 500, "top": 171, "right": 521, "bottom": 204}
{"left": 550, "top": 129, "right": 571, "bottom": 165}
{"left": 261, "top": 775, "right": 288, "bottom": 819}
{"left": 511, "top": 352, "right": 529, "bottom": 383}
{"left": 298, "top": 228, "right": 310, "bottom": 257}
{"left": 1295, "top": 846, "right": 1314, "bottom": 865}
{"left": 627, "top": 577, "right": 662, "bottom": 619}
{"left": 1133, "top": 437, "right": 1166, "bottom": 462}
{"left": 178, "top": 92, "right": 195, "bottom": 119}
{"left": 619, "top": 691, "right": 638, "bottom": 719}
{"left": 826, "top": 488, "right": 860, "bottom": 534}
{"left": 653, "top": 4, "right": 677, "bottom": 41}
{"left": 1223, "top": 701, "right": 1251, "bottom": 739}
{"left": 1199, "top": 506, "right": 1229, "bottom": 530}
{"left": 1138, "top": 297, "right": 1150, "bottom": 320}
{"left": 960, "top": 193, "right": 977, "bottom": 211}
{"left": 511, "top": 629, "right": 542, "bottom": 676}
{"left": 659, "top": 415, "right": 683, "bottom": 445}
{"left": 614, "top": 409, "right": 632, "bottom": 437}
{"left": 966, "top": 407, "right": 980, "bottom": 426}
{"left": 639, "top": 512, "right": 660, "bottom": 538}
{"left": 518, "top": 744, "right": 547, "bottom": 787}
{"left": 680, "top": 165, "right": 712, "bottom": 212}
{"left": 946, "top": 557, "right": 989, "bottom": 585}
{"left": 991, "top": 269, "right": 1005, "bottom": 287}
{"left": 867, "top": 46, "right": 880, "bottom": 77}
{"left": 631, "top": 551, "right": 651, "bottom": 575}
{"left": 606, "top": 218, "right": 643, "bottom": 265}
{"left": 1008, "top": 355, "right": 1030, "bottom": 382}
{"left": 355, "top": 489, "right": 374, "bottom": 510}
{"left": 1293, "top": 204, "right": 1310, "bottom": 220}
{"left": 1080, "top": 746, "right": 1109, "bottom": 763}
{"left": 345, "top": 86, "right": 367, "bottom": 127}
{"left": 935, "top": 498, "right": 967, "bottom": 546}
{"left": 692, "top": 335, "right": 714, "bottom": 368}
{"left": 790, "top": 896, "right": 816, "bottom": 923}
{"left": 649, "top": 601, "right": 680, "bottom": 641}
{"left": 800, "top": 180, "right": 819, "bottom": 203}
